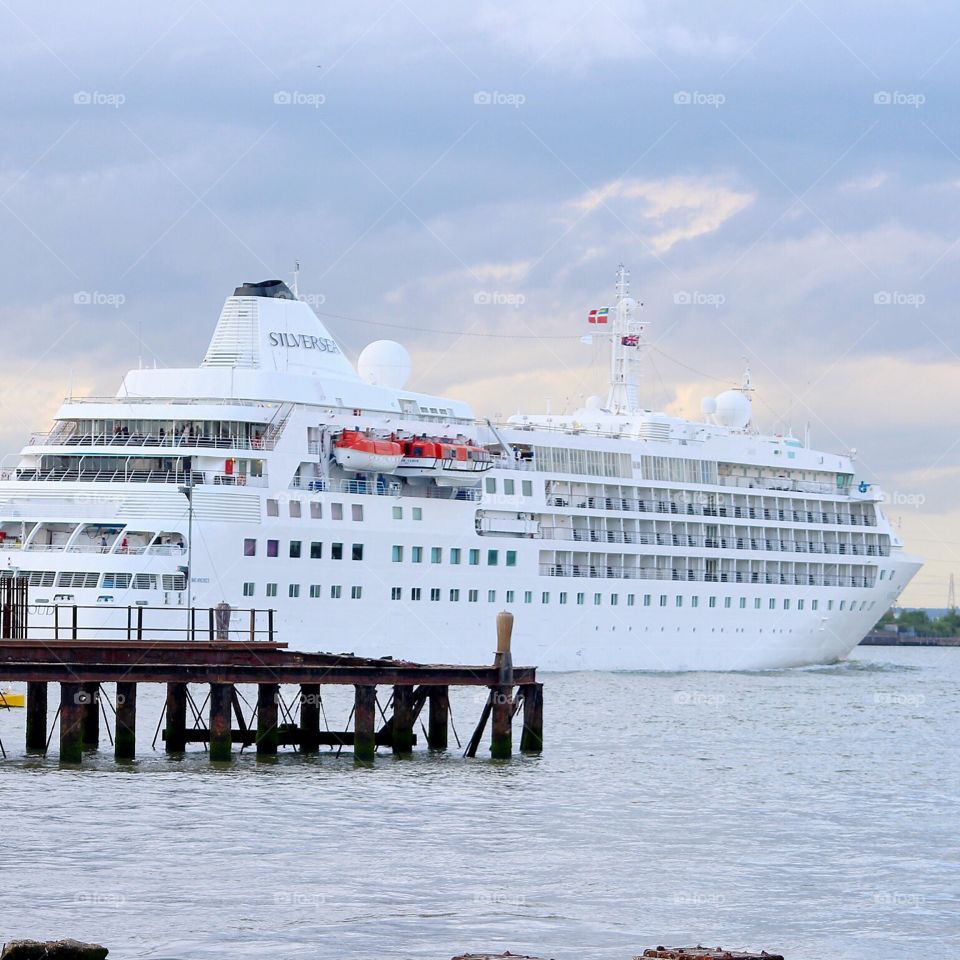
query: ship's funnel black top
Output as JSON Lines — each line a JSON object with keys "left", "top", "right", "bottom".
{"left": 233, "top": 279, "right": 295, "bottom": 300}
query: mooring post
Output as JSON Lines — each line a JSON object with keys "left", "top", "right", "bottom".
{"left": 391, "top": 684, "right": 415, "bottom": 755}
{"left": 59, "top": 682, "right": 84, "bottom": 764}
{"left": 299, "top": 684, "right": 320, "bottom": 753}
{"left": 164, "top": 682, "right": 188, "bottom": 753}
{"left": 208, "top": 682, "right": 233, "bottom": 761}
{"left": 490, "top": 610, "right": 514, "bottom": 759}
{"left": 519, "top": 682, "right": 543, "bottom": 754}
{"left": 256, "top": 683, "right": 279, "bottom": 756}
{"left": 354, "top": 684, "right": 376, "bottom": 761}
{"left": 81, "top": 682, "right": 100, "bottom": 749}
{"left": 115, "top": 682, "right": 137, "bottom": 760}
{"left": 427, "top": 686, "right": 449, "bottom": 751}
{"left": 25, "top": 681, "right": 48, "bottom": 752}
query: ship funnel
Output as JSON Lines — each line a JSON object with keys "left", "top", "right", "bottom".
{"left": 202, "top": 280, "right": 357, "bottom": 381}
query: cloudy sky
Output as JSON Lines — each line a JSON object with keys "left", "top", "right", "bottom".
{"left": 1, "top": 0, "right": 958, "bottom": 605}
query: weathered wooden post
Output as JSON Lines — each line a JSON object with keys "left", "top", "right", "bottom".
{"left": 25, "top": 681, "right": 47, "bottom": 752}
{"left": 490, "top": 610, "right": 514, "bottom": 759}
{"left": 208, "top": 682, "right": 233, "bottom": 761}
{"left": 354, "top": 684, "right": 376, "bottom": 761}
{"left": 81, "top": 682, "right": 100, "bottom": 749}
{"left": 256, "top": 683, "right": 279, "bottom": 755}
{"left": 115, "top": 682, "right": 137, "bottom": 760}
{"left": 427, "top": 686, "right": 449, "bottom": 751}
{"left": 299, "top": 684, "right": 320, "bottom": 753}
{"left": 164, "top": 682, "right": 188, "bottom": 753}
{"left": 519, "top": 682, "right": 543, "bottom": 754}
{"left": 391, "top": 684, "right": 415, "bottom": 755}
{"left": 59, "top": 682, "right": 84, "bottom": 764}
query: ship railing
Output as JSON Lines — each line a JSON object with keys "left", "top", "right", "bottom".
{"left": 539, "top": 528, "right": 890, "bottom": 556}
{"left": 538, "top": 563, "right": 872, "bottom": 588}
{"left": 289, "top": 476, "right": 403, "bottom": 497}
{"left": 23, "top": 603, "right": 277, "bottom": 643}
{"left": 544, "top": 495, "right": 878, "bottom": 527}
{"left": 16, "top": 468, "right": 207, "bottom": 485}
{"left": 26, "top": 432, "right": 279, "bottom": 452}
{"left": 717, "top": 475, "right": 840, "bottom": 495}
{"left": 13, "top": 543, "right": 185, "bottom": 556}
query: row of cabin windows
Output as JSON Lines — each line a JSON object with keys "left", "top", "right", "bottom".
{"left": 265, "top": 500, "right": 365, "bottom": 521}
{"left": 387, "top": 589, "right": 876, "bottom": 612}
{"left": 484, "top": 478, "right": 535, "bottom": 497}
{"left": 263, "top": 501, "right": 431, "bottom": 522}
{"left": 391, "top": 546, "right": 517, "bottom": 566}
{"left": 243, "top": 582, "right": 362, "bottom": 600}
{"left": 244, "top": 539, "right": 363, "bottom": 561}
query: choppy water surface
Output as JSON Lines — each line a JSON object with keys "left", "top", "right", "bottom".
{"left": 1, "top": 646, "right": 957, "bottom": 959}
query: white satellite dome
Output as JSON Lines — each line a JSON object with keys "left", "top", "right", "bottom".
{"left": 714, "top": 390, "right": 752, "bottom": 429}
{"left": 700, "top": 396, "right": 717, "bottom": 416}
{"left": 585, "top": 395, "right": 604, "bottom": 411}
{"left": 357, "top": 340, "right": 411, "bottom": 389}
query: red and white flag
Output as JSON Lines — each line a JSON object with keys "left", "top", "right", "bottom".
{"left": 588, "top": 307, "right": 609, "bottom": 324}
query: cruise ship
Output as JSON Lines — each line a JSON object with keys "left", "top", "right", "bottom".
{"left": 0, "top": 267, "right": 921, "bottom": 670}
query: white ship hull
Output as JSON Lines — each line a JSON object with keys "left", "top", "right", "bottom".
{"left": 0, "top": 272, "right": 922, "bottom": 671}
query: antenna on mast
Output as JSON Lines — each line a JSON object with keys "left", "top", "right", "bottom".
{"left": 606, "top": 264, "right": 644, "bottom": 415}
{"left": 292, "top": 260, "right": 301, "bottom": 299}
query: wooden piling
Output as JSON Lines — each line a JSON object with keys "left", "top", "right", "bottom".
{"left": 299, "top": 684, "right": 320, "bottom": 753}
{"left": 59, "top": 682, "right": 84, "bottom": 764}
{"left": 391, "top": 684, "right": 415, "bottom": 755}
{"left": 519, "top": 682, "right": 543, "bottom": 754}
{"left": 164, "top": 682, "right": 188, "bottom": 753}
{"left": 427, "top": 686, "right": 449, "bottom": 751}
{"left": 115, "top": 682, "right": 137, "bottom": 760}
{"left": 256, "top": 683, "right": 279, "bottom": 755}
{"left": 208, "top": 683, "right": 233, "bottom": 761}
{"left": 354, "top": 684, "right": 376, "bottom": 761}
{"left": 25, "top": 680, "right": 47, "bottom": 752}
{"left": 490, "top": 687, "right": 513, "bottom": 759}
{"left": 81, "top": 682, "right": 100, "bottom": 749}
{"left": 490, "top": 611, "right": 514, "bottom": 759}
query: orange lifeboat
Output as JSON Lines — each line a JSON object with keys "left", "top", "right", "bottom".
{"left": 333, "top": 430, "right": 403, "bottom": 472}
{"left": 394, "top": 436, "right": 494, "bottom": 484}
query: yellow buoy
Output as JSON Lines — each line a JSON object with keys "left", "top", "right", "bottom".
{"left": 0, "top": 689, "right": 25, "bottom": 709}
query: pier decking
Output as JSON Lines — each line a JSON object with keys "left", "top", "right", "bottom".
{"left": 0, "top": 579, "right": 542, "bottom": 764}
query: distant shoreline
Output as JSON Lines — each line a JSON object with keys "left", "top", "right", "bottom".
{"left": 860, "top": 634, "right": 960, "bottom": 647}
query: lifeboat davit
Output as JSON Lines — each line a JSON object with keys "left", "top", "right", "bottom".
{"left": 394, "top": 437, "right": 494, "bottom": 485}
{"left": 333, "top": 430, "right": 403, "bottom": 472}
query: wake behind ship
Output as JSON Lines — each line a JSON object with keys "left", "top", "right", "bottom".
{"left": 0, "top": 268, "right": 921, "bottom": 670}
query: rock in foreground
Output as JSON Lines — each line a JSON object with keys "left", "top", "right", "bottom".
{"left": 1, "top": 941, "right": 108, "bottom": 960}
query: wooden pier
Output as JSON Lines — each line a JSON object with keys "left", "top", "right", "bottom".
{"left": 0, "top": 580, "right": 542, "bottom": 764}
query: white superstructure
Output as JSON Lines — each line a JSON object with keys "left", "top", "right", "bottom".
{"left": 0, "top": 270, "right": 921, "bottom": 670}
